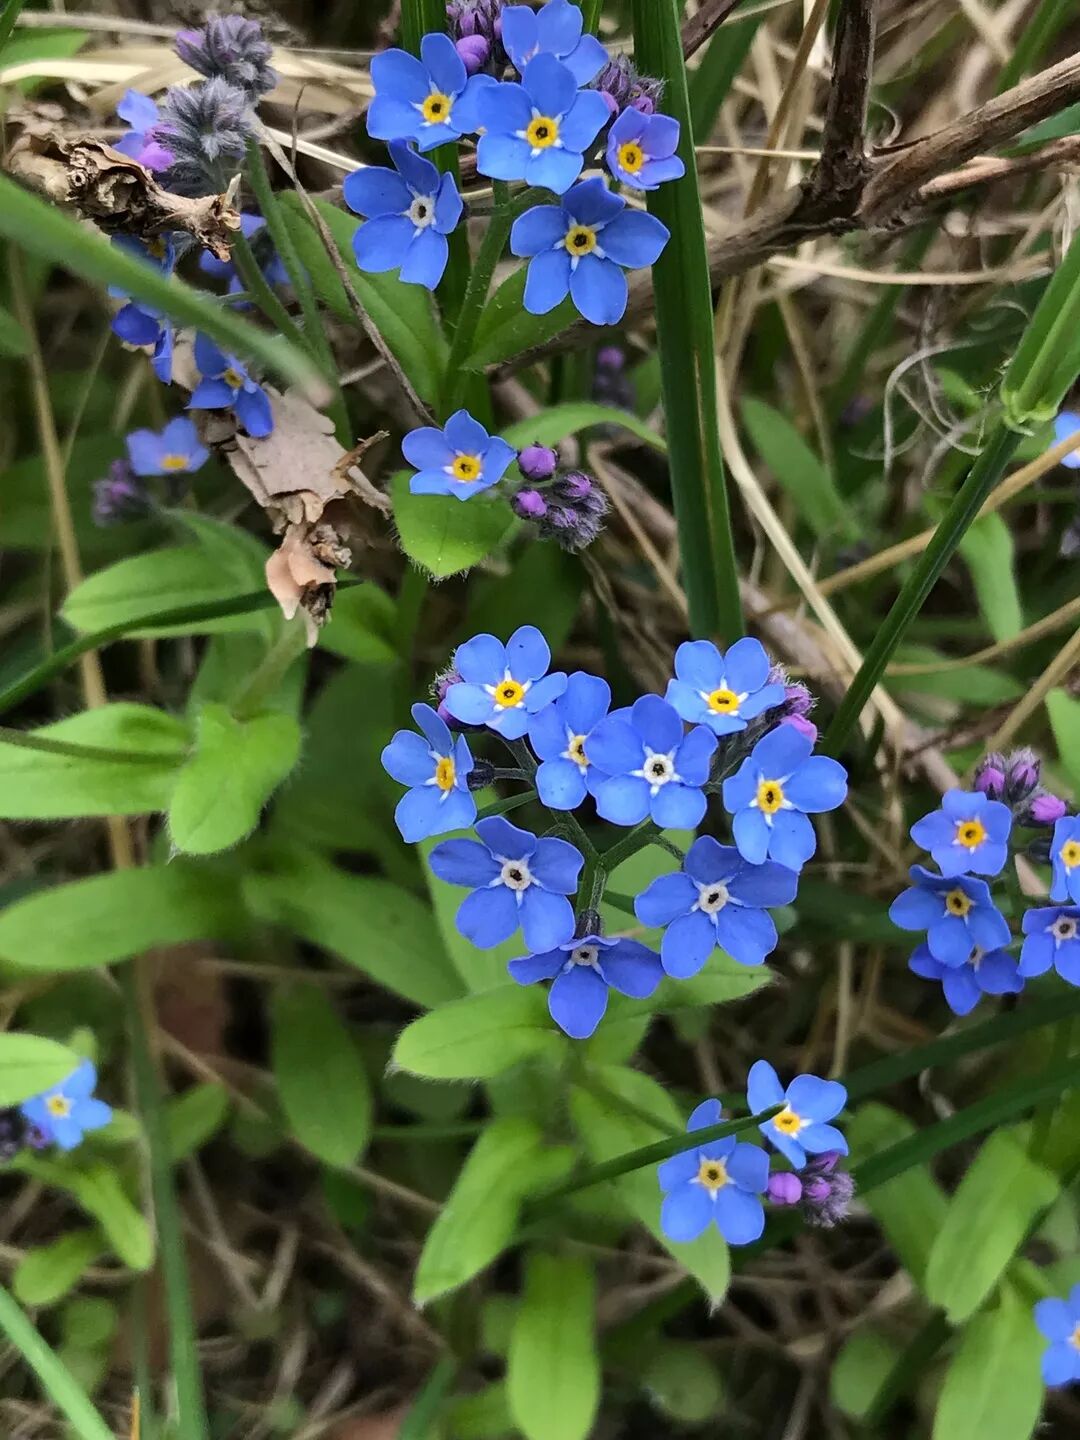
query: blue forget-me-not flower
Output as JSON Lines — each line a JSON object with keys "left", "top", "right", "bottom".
{"left": 1053, "top": 411, "right": 1080, "bottom": 470}
{"left": 605, "top": 106, "right": 684, "bottom": 190}
{"left": 188, "top": 335, "right": 274, "bottom": 437}
{"left": 368, "top": 32, "right": 492, "bottom": 151}
{"left": 344, "top": 141, "right": 463, "bottom": 290}
{"left": 527, "top": 670, "right": 612, "bottom": 810}
{"left": 443, "top": 625, "right": 567, "bottom": 739}
{"left": 110, "top": 235, "right": 177, "bottom": 383}
{"left": 665, "top": 637, "right": 785, "bottom": 737}
{"left": 747, "top": 1060, "right": 848, "bottom": 1171}
{"left": 1035, "top": 1286, "right": 1080, "bottom": 1387}
{"left": 722, "top": 725, "right": 848, "bottom": 871}
{"left": 126, "top": 418, "right": 209, "bottom": 477}
{"left": 1051, "top": 815, "right": 1080, "bottom": 903}
{"left": 509, "top": 931, "right": 662, "bottom": 1039}
{"left": 634, "top": 836, "right": 798, "bottom": 976}
{"left": 430, "top": 816, "right": 583, "bottom": 952}
{"left": 511, "top": 176, "right": 670, "bottom": 325}
{"left": 658, "top": 1099, "right": 770, "bottom": 1246}
{"left": 909, "top": 788, "right": 1012, "bottom": 877}
{"left": 588, "top": 694, "right": 716, "bottom": 830}
{"left": 477, "top": 54, "right": 609, "bottom": 194}
{"left": 199, "top": 212, "right": 287, "bottom": 294}
{"left": 114, "top": 89, "right": 174, "bottom": 171}
{"left": 402, "top": 409, "right": 516, "bottom": 501}
{"left": 21, "top": 1061, "right": 112, "bottom": 1152}
{"left": 501, "top": 0, "right": 608, "bottom": 85}
{"left": 889, "top": 865, "right": 1011, "bottom": 966}
{"left": 1019, "top": 904, "right": 1080, "bottom": 985}
{"left": 381, "top": 703, "right": 477, "bottom": 842}
{"left": 909, "top": 941, "right": 1023, "bottom": 1017}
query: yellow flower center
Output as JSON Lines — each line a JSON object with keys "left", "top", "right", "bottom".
{"left": 568, "top": 734, "right": 588, "bottom": 768}
{"left": 1071, "top": 1323, "right": 1080, "bottom": 1352}
{"left": 564, "top": 224, "right": 598, "bottom": 257}
{"left": 46, "top": 1094, "right": 73, "bottom": 1119}
{"left": 147, "top": 237, "right": 168, "bottom": 260}
{"left": 422, "top": 91, "right": 452, "bottom": 124}
{"left": 160, "top": 453, "right": 189, "bottom": 472}
{"left": 495, "top": 679, "right": 525, "bottom": 709}
{"left": 696, "top": 1158, "right": 728, "bottom": 1193}
{"left": 617, "top": 141, "right": 645, "bottom": 174}
{"left": 434, "top": 757, "right": 455, "bottom": 792}
{"left": 773, "top": 1106, "right": 803, "bottom": 1136}
{"left": 945, "top": 888, "right": 973, "bottom": 917}
{"left": 706, "top": 687, "right": 740, "bottom": 715}
{"left": 223, "top": 367, "right": 245, "bottom": 389}
{"left": 526, "top": 114, "right": 559, "bottom": 148}
{"left": 1062, "top": 840, "right": 1080, "bottom": 869}
{"left": 757, "top": 779, "right": 784, "bottom": 815}
{"left": 955, "top": 818, "right": 987, "bottom": 851}
{"left": 450, "top": 453, "right": 483, "bottom": 483}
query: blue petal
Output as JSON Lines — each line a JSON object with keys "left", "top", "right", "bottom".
{"left": 403, "top": 425, "right": 454, "bottom": 471}
{"left": 558, "top": 89, "right": 611, "bottom": 152}
{"left": 586, "top": 716, "right": 643, "bottom": 775}
{"left": 714, "top": 1187, "right": 765, "bottom": 1245}
{"left": 444, "top": 409, "right": 491, "bottom": 455}
{"left": 560, "top": 31, "right": 607, "bottom": 86}
{"left": 724, "top": 636, "right": 772, "bottom": 692}
{"left": 478, "top": 78, "right": 533, "bottom": 133}
{"left": 489, "top": 703, "right": 531, "bottom": 740}
{"left": 536, "top": 0, "right": 582, "bottom": 52}
{"left": 391, "top": 140, "right": 439, "bottom": 193}
{"left": 800, "top": 1123, "right": 849, "bottom": 1157}
{"left": 395, "top": 786, "right": 447, "bottom": 842}
{"left": 1018, "top": 932, "right": 1054, "bottom": 977}
{"left": 381, "top": 730, "right": 435, "bottom": 786}
{"left": 520, "top": 53, "right": 578, "bottom": 118}
{"left": 909, "top": 944, "right": 945, "bottom": 981}
{"left": 530, "top": 836, "right": 585, "bottom": 892}
{"left": 1035, "top": 1298, "right": 1076, "bottom": 1341}
{"left": 125, "top": 427, "right": 166, "bottom": 475}
{"left": 595, "top": 774, "right": 651, "bottom": 826}
{"left": 562, "top": 672, "right": 611, "bottom": 734}
{"left": 508, "top": 949, "right": 564, "bottom": 984}
{"left": 665, "top": 679, "right": 710, "bottom": 726}
{"left": 643, "top": 113, "right": 681, "bottom": 159}
{"left": 726, "top": 1143, "right": 769, "bottom": 1193}
{"left": 635, "top": 872, "right": 697, "bottom": 927}
{"left": 632, "top": 694, "right": 683, "bottom": 754}
{"left": 367, "top": 95, "right": 425, "bottom": 142}
{"left": 762, "top": 1125, "right": 807, "bottom": 1170}
{"left": 476, "top": 816, "right": 537, "bottom": 860}
{"left": 536, "top": 758, "right": 589, "bottom": 811}
{"left": 549, "top": 964, "right": 608, "bottom": 1039}
{"left": 787, "top": 1075, "right": 846, "bottom": 1123}
{"left": 457, "top": 885, "right": 520, "bottom": 948}
{"left": 975, "top": 951, "right": 1023, "bottom": 995}
{"left": 434, "top": 171, "right": 464, "bottom": 233}
{"left": 688, "top": 1099, "right": 723, "bottom": 1131}
{"left": 429, "top": 838, "right": 500, "bottom": 888}
{"left": 454, "top": 633, "right": 507, "bottom": 685}
{"left": 651, "top": 783, "right": 706, "bottom": 831}
{"left": 683, "top": 836, "right": 737, "bottom": 885}
{"left": 1043, "top": 1341, "right": 1080, "bottom": 1387}
{"left": 117, "top": 88, "right": 159, "bottom": 130}
{"left": 661, "top": 1182, "right": 714, "bottom": 1243}
{"left": 65, "top": 1060, "right": 98, "bottom": 1100}
{"left": 889, "top": 885, "right": 942, "bottom": 931}
{"left": 732, "top": 808, "right": 770, "bottom": 866}
{"left": 564, "top": 176, "right": 625, "bottom": 227}
{"left": 1054, "top": 410, "right": 1080, "bottom": 469}
{"left": 767, "top": 809, "right": 817, "bottom": 871}
{"left": 434, "top": 787, "right": 478, "bottom": 835}
{"left": 721, "top": 757, "right": 757, "bottom": 814}
{"left": 673, "top": 639, "right": 723, "bottom": 690}
{"left": 235, "top": 385, "right": 274, "bottom": 438}
{"left": 371, "top": 47, "right": 429, "bottom": 103}
{"left": 343, "top": 165, "right": 412, "bottom": 218}
{"left": 746, "top": 1059, "right": 785, "bottom": 1112}
{"left": 600, "top": 940, "right": 662, "bottom": 998}
{"left": 569, "top": 253, "right": 628, "bottom": 325}
{"left": 524, "top": 249, "right": 573, "bottom": 313}
{"left": 506, "top": 624, "right": 551, "bottom": 682}
{"left": 524, "top": 672, "right": 567, "bottom": 713}
{"left": 194, "top": 333, "right": 227, "bottom": 376}
{"left": 598, "top": 209, "right": 671, "bottom": 268}
{"left": 188, "top": 377, "right": 235, "bottom": 410}
{"left": 477, "top": 131, "right": 533, "bottom": 182}
{"left": 657, "top": 1148, "right": 699, "bottom": 1191}
{"left": 660, "top": 910, "right": 716, "bottom": 978}
{"left": 527, "top": 146, "right": 585, "bottom": 195}
{"left": 452, "top": 73, "right": 497, "bottom": 135}
{"left": 511, "top": 204, "right": 570, "bottom": 257}
{"left": 354, "top": 213, "right": 418, "bottom": 272}
{"left": 675, "top": 726, "right": 717, "bottom": 785}
{"left": 927, "top": 914, "right": 977, "bottom": 967}
{"left": 748, "top": 724, "right": 814, "bottom": 780}
{"left": 400, "top": 228, "right": 448, "bottom": 288}
{"left": 74, "top": 1098, "right": 112, "bottom": 1132}
{"left": 520, "top": 887, "right": 575, "bottom": 952}
{"left": 112, "top": 305, "right": 161, "bottom": 347}
{"left": 728, "top": 860, "right": 798, "bottom": 909}
{"left": 714, "top": 905, "right": 776, "bottom": 967}
{"left": 421, "top": 31, "right": 466, "bottom": 97}
{"left": 500, "top": 3, "right": 538, "bottom": 71}
{"left": 784, "top": 755, "right": 848, "bottom": 814}
{"left": 968, "top": 903, "right": 1011, "bottom": 952}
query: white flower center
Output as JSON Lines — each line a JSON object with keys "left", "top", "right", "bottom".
{"left": 633, "top": 748, "right": 679, "bottom": 794}
{"left": 569, "top": 945, "right": 600, "bottom": 968}
{"left": 499, "top": 858, "right": 533, "bottom": 892}
{"left": 407, "top": 194, "right": 436, "bottom": 230}
{"left": 1052, "top": 916, "right": 1078, "bottom": 944}
{"left": 968, "top": 946, "right": 984, "bottom": 970}
{"left": 696, "top": 882, "right": 731, "bottom": 916}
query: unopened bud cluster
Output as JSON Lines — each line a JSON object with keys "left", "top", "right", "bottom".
{"left": 510, "top": 444, "right": 609, "bottom": 552}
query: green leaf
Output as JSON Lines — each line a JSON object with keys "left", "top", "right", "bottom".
{"left": 448, "top": 1381, "right": 514, "bottom": 1440}
{"left": 392, "top": 986, "right": 563, "bottom": 1081}
{"left": 319, "top": 582, "right": 398, "bottom": 665}
{"left": 925, "top": 1126, "right": 1058, "bottom": 1323}
{"left": 741, "top": 397, "right": 857, "bottom": 542}
{"left": 507, "top": 1253, "right": 599, "bottom": 1440}
{"left": 165, "top": 1084, "right": 230, "bottom": 1163}
{"left": 957, "top": 512, "right": 1023, "bottom": 642}
{"left": 0, "top": 866, "right": 247, "bottom": 975}
{"left": 932, "top": 1285, "right": 1044, "bottom": 1440}
{"left": 19, "top": 1157, "right": 154, "bottom": 1272}
{"left": 271, "top": 985, "right": 372, "bottom": 1169}
{"left": 13, "top": 1230, "right": 101, "bottom": 1308}
{"left": 0, "top": 301, "right": 28, "bottom": 356}
{"left": 847, "top": 1103, "right": 948, "bottom": 1286}
{"left": 1047, "top": 688, "right": 1080, "bottom": 794}
{"left": 392, "top": 471, "right": 516, "bottom": 579}
{"left": 0, "top": 1033, "right": 81, "bottom": 1105}
{"left": 886, "top": 646, "right": 1023, "bottom": 706}
{"left": 500, "top": 401, "right": 666, "bottom": 454}
{"left": 467, "top": 267, "right": 577, "bottom": 371}
{"left": 167, "top": 704, "right": 302, "bottom": 855}
{"left": 0, "top": 704, "right": 190, "bottom": 819}
{"left": 642, "top": 1344, "right": 725, "bottom": 1424}
{"left": 830, "top": 1330, "right": 901, "bottom": 1422}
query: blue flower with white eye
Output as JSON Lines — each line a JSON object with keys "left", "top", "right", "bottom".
{"left": 381, "top": 703, "right": 477, "bottom": 843}
{"left": 402, "top": 409, "right": 516, "bottom": 501}
{"left": 1019, "top": 904, "right": 1080, "bottom": 984}
{"left": 527, "top": 670, "right": 612, "bottom": 810}
{"left": 1053, "top": 411, "right": 1080, "bottom": 470}
{"left": 367, "top": 32, "right": 493, "bottom": 151}
{"left": 1036, "top": 1286, "right": 1080, "bottom": 1387}
{"left": 444, "top": 626, "right": 567, "bottom": 739}
{"left": 501, "top": 0, "right": 608, "bottom": 85}
{"left": 747, "top": 1061, "right": 847, "bottom": 1171}
{"left": 634, "top": 836, "right": 798, "bottom": 975}
{"left": 188, "top": 335, "right": 274, "bottom": 438}
{"left": 909, "top": 941, "right": 1023, "bottom": 1016}
{"left": 909, "top": 788, "right": 1012, "bottom": 878}
{"left": 344, "top": 141, "right": 463, "bottom": 290}
{"left": 114, "top": 89, "right": 174, "bottom": 171}
{"left": 509, "top": 931, "right": 662, "bottom": 1039}
{"left": 477, "top": 54, "right": 610, "bottom": 194}
{"left": 587, "top": 694, "right": 716, "bottom": 830}
{"left": 430, "top": 816, "right": 583, "bottom": 952}
{"left": 1051, "top": 815, "right": 1080, "bottom": 903}
{"left": 511, "top": 177, "right": 670, "bottom": 326}
{"left": 722, "top": 726, "right": 847, "bottom": 871}
{"left": 665, "top": 638, "right": 785, "bottom": 737}
{"left": 606, "top": 106, "right": 684, "bottom": 190}
{"left": 126, "top": 418, "right": 209, "bottom": 478}
{"left": 20, "top": 1061, "right": 112, "bottom": 1152}
{"left": 109, "top": 235, "right": 177, "bottom": 383}
{"left": 658, "top": 1099, "right": 769, "bottom": 1246}
{"left": 889, "top": 865, "right": 1011, "bottom": 966}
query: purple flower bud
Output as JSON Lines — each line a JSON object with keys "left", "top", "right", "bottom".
{"left": 518, "top": 444, "right": 558, "bottom": 483}
{"left": 455, "top": 34, "right": 490, "bottom": 74}
{"left": 630, "top": 94, "right": 657, "bottom": 114}
{"left": 432, "top": 665, "right": 465, "bottom": 726}
{"left": 974, "top": 752, "right": 1007, "bottom": 799}
{"left": 767, "top": 1172, "right": 802, "bottom": 1206}
{"left": 554, "top": 471, "right": 593, "bottom": 502}
{"left": 782, "top": 714, "right": 818, "bottom": 744}
{"left": 596, "top": 346, "right": 625, "bottom": 373}
{"left": 784, "top": 682, "right": 814, "bottom": 718}
{"left": 1004, "top": 747, "right": 1041, "bottom": 802}
{"left": 446, "top": 0, "right": 505, "bottom": 68}
{"left": 1030, "top": 793, "right": 1068, "bottom": 826}
{"left": 512, "top": 488, "right": 549, "bottom": 520}
{"left": 157, "top": 76, "right": 257, "bottom": 197}
{"left": 92, "top": 460, "right": 150, "bottom": 526}
{"left": 798, "top": 1152, "right": 855, "bottom": 1228}
{"left": 175, "top": 15, "right": 277, "bottom": 99}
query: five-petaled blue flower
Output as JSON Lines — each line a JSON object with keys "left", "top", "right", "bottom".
{"left": 501, "top": 0, "right": 608, "bottom": 85}
{"left": 381, "top": 703, "right": 477, "bottom": 842}
{"left": 188, "top": 335, "right": 274, "bottom": 438}
{"left": 909, "top": 941, "right": 1023, "bottom": 1017}
{"left": 344, "top": 141, "right": 463, "bottom": 290}
{"left": 21, "top": 1060, "right": 112, "bottom": 1152}
{"left": 722, "top": 726, "right": 847, "bottom": 871}
{"left": 477, "top": 54, "right": 609, "bottom": 194}
{"left": 110, "top": 235, "right": 177, "bottom": 383}
{"left": 114, "top": 89, "right": 174, "bottom": 171}
{"left": 747, "top": 1061, "right": 847, "bottom": 1171}
{"left": 889, "top": 865, "right": 1011, "bottom": 966}
{"left": 402, "top": 409, "right": 516, "bottom": 501}
{"left": 606, "top": 106, "right": 684, "bottom": 190}
{"left": 511, "top": 177, "right": 670, "bottom": 326}
{"left": 1036, "top": 1286, "right": 1080, "bottom": 1387}
{"left": 634, "top": 837, "right": 798, "bottom": 975}
{"left": 1053, "top": 411, "right": 1080, "bottom": 470}
{"left": 527, "top": 670, "right": 612, "bottom": 810}
{"left": 368, "top": 32, "right": 492, "bottom": 151}
{"left": 1051, "top": 815, "right": 1080, "bottom": 903}
{"left": 444, "top": 625, "right": 567, "bottom": 739}
{"left": 430, "top": 816, "right": 583, "bottom": 951}
{"left": 1019, "top": 904, "right": 1080, "bottom": 985}
{"left": 588, "top": 694, "right": 716, "bottom": 830}
{"left": 665, "top": 638, "right": 785, "bottom": 737}
{"left": 658, "top": 1099, "right": 769, "bottom": 1246}
{"left": 909, "top": 788, "right": 1012, "bottom": 878}
{"left": 509, "top": 931, "right": 662, "bottom": 1039}
{"left": 126, "top": 417, "right": 209, "bottom": 478}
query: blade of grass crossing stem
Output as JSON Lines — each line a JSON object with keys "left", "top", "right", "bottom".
{"left": 630, "top": 0, "right": 743, "bottom": 642}
{"left": 0, "top": 175, "right": 328, "bottom": 404}
{"left": 0, "top": 1283, "right": 116, "bottom": 1440}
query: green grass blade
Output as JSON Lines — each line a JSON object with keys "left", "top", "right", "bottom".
{"left": 688, "top": 10, "right": 760, "bottom": 138}
{"left": 995, "top": 0, "right": 1073, "bottom": 92}
{"left": 0, "top": 1283, "right": 115, "bottom": 1440}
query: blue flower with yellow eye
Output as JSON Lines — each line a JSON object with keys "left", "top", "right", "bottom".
{"left": 344, "top": 141, "right": 463, "bottom": 290}
{"left": 509, "top": 931, "right": 662, "bottom": 1039}
{"left": 889, "top": 865, "right": 1011, "bottom": 966}
{"left": 665, "top": 638, "right": 785, "bottom": 737}
{"left": 381, "top": 703, "right": 476, "bottom": 843}
{"left": 747, "top": 1061, "right": 847, "bottom": 1171}
{"left": 1051, "top": 815, "right": 1080, "bottom": 903}
{"left": 588, "top": 694, "right": 716, "bottom": 830}
{"left": 403, "top": 409, "right": 516, "bottom": 501}
{"left": 477, "top": 54, "right": 609, "bottom": 194}
{"left": 658, "top": 1099, "right": 769, "bottom": 1246}
{"left": 443, "top": 626, "right": 567, "bottom": 739}
{"left": 188, "top": 336, "right": 274, "bottom": 438}
{"left": 368, "top": 32, "right": 492, "bottom": 151}
{"left": 606, "top": 106, "right": 684, "bottom": 190}
{"left": 126, "top": 418, "right": 209, "bottom": 477}
{"left": 722, "top": 726, "right": 847, "bottom": 871}
{"left": 909, "top": 941, "right": 1023, "bottom": 1016}
{"left": 1036, "top": 1287, "right": 1080, "bottom": 1387}
{"left": 501, "top": 0, "right": 608, "bottom": 85}
{"left": 21, "top": 1061, "right": 112, "bottom": 1152}
{"left": 1020, "top": 904, "right": 1080, "bottom": 983}
{"left": 910, "top": 788, "right": 1012, "bottom": 878}
{"left": 527, "top": 670, "right": 612, "bottom": 810}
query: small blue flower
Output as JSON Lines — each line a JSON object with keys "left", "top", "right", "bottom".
{"left": 344, "top": 141, "right": 463, "bottom": 290}
{"left": 722, "top": 726, "right": 848, "bottom": 871}
{"left": 588, "top": 694, "right": 716, "bottom": 830}
{"left": 665, "top": 638, "right": 785, "bottom": 737}
{"left": 402, "top": 409, "right": 516, "bottom": 501}
{"left": 501, "top": 0, "right": 608, "bottom": 85}
{"left": 368, "top": 32, "right": 493, "bottom": 151}
{"left": 444, "top": 625, "right": 567, "bottom": 739}
{"left": 909, "top": 941, "right": 1023, "bottom": 1016}
{"left": 199, "top": 212, "right": 287, "bottom": 295}
{"left": 1053, "top": 411, "right": 1080, "bottom": 470}
{"left": 114, "top": 89, "right": 174, "bottom": 171}
{"left": 511, "top": 177, "right": 670, "bottom": 326}
{"left": 126, "top": 417, "right": 209, "bottom": 477}
{"left": 188, "top": 335, "right": 274, "bottom": 437}
{"left": 909, "top": 788, "right": 1012, "bottom": 878}
{"left": 381, "top": 703, "right": 477, "bottom": 842}
{"left": 889, "top": 865, "right": 1011, "bottom": 966}
{"left": 1036, "top": 1286, "right": 1080, "bottom": 1387}
{"left": 109, "top": 236, "right": 177, "bottom": 383}
{"left": 606, "top": 106, "right": 684, "bottom": 190}
{"left": 509, "top": 932, "right": 662, "bottom": 1039}
{"left": 527, "top": 670, "right": 611, "bottom": 810}
{"left": 747, "top": 1060, "right": 847, "bottom": 1171}
{"left": 1019, "top": 904, "right": 1080, "bottom": 984}
{"left": 658, "top": 1099, "right": 769, "bottom": 1246}
{"left": 477, "top": 54, "right": 610, "bottom": 193}
{"left": 20, "top": 1061, "right": 112, "bottom": 1152}
{"left": 1051, "top": 815, "right": 1080, "bottom": 903}
{"left": 634, "top": 836, "right": 798, "bottom": 976}
{"left": 430, "top": 816, "right": 583, "bottom": 951}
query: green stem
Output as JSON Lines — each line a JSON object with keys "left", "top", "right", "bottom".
{"left": 0, "top": 0, "right": 27, "bottom": 54}
{"left": 229, "top": 229, "right": 307, "bottom": 354}
{"left": 0, "top": 1284, "right": 115, "bottom": 1440}
{"left": 1028, "top": 1017, "right": 1074, "bottom": 1162}
{"left": 398, "top": 1354, "right": 459, "bottom": 1440}
{"left": 582, "top": 0, "right": 603, "bottom": 33}
{"left": 0, "top": 725, "right": 179, "bottom": 766}
{"left": 231, "top": 616, "right": 308, "bottom": 721}
{"left": 599, "top": 819, "right": 660, "bottom": 874}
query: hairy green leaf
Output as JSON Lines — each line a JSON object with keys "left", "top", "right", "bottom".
{"left": 393, "top": 987, "right": 563, "bottom": 1080}
{"left": 508, "top": 1253, "right": 599, "bottom": 1440}
{"left": 272, "top": 986, "right": 371, "bottom": 1168}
